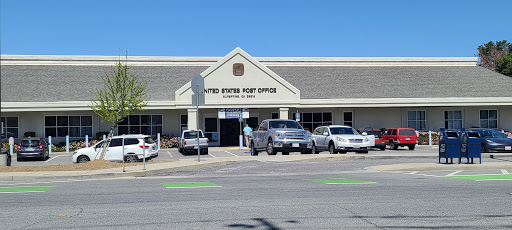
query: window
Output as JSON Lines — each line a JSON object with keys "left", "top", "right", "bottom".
{"left": 480, "top": 110, "right": 498, "bottom": 129}
{"left": 407, "top": 111, "right": 426, "bottom": 131}
{"left": 343, "top": 112, "right": 353, "bottom": 127}
{"left": 118, "top": 115, "right": 162, "bottom": 136}
{"left": 292, "top": 112, "right": 332, "bottom": 132}
{"left": 180, "top": 115, "right": 188, "bottom": 132}
{"left": 1, "top": 117, "right": 19, "bottom": 138}
{"left": 204, "top": 117, "right": 218, "bottom": 143}
{"left": 109, "top": 138, "right": 123, "bottom": 147}
{"left": 45, "top": 115, "right": 93, "bottom": 137}
{"left": 444, "top": 111, "right": 462, "bottom": 130}
{"left": 271, "top": 112, "right": 279, "bottom": 119}
{"left": 124, "top": 138, "right": 139, "bottom": 145}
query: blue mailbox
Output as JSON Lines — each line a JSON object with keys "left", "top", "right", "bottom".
{"left": 438, "top": 128, "right": 461, "bottom": 164}
{"left": 460, "top": 129, "right": 481, "bottom": 164}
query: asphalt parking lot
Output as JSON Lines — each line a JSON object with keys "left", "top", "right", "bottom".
{"left": 8, "top": 145, "right": 438, "bottom": 166}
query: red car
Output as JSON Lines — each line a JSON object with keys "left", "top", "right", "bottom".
{"left": 382, "top": 128, "right": 418, "bottom": 150}
{"left": 359, "top": 128, "right": 386, "bottom": 150}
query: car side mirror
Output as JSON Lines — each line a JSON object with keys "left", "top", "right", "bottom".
{"left": 323, "top": 132, "right": 329, "bottom": 136}
{"left": 362, "top": 132, "right": 368, "bottom": 136}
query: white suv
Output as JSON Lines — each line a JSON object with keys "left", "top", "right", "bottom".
{"left": 73, "top": 134, "right": 158, "bottom": 163}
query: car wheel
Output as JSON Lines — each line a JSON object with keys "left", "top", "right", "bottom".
{"left": 178, "top": 147, "right": 183, "bottom": 153}
{"left": 390, "top": 142, "right": 398, "bottom": 150}
{"left": 282, "top": 151, "right": 290, "bottom": 155}
{"left": 329, "top": 143, "right": 336, "bottom": 154}
{"left": 380, "top": 147, "right": 386, "bottom": 151}
{"left": 250, "top": 142, "right": 259, "bottom": 156}
{"left": 408, "top": 145, "right": 415, "bottom": 150}
{"left": 312, "top": 143, "right": 320, "bottom": 154}
{"left": 125, "top": 154, "right": 138, "bottom": 163}
{"left": 267, "top": 140, "right": 277, "bottom": 155}
{"left": 359, "top": 150, "right": 369, "bottom": 154}
{"left": 77, "top": 155, "right": 90, "bottom": 163}
{"left": 201, "top": 149, "right": 208, "bottom": 155}
{"left": 481, "top": 144, "right": 486, "bottom": 153}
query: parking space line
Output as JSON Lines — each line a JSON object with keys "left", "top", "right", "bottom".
{"left": 501, "top": 169, "right": 509, "bottom": 174}
{"left": 166, "top": 151, "right": 173, "bottom": 157}
{"left": 224, "top": 151, "right": 239, "bottom": 157}
{"left": 208, "top": 153, "right": 216, "bottom": 158}
{"left": 445, "top": 170, "right": 463, "bottom": 177}
{"left": 45, "top": 155, "right": 59, "bottom": 163}
{"left": 406, "top": 171, "right": 419, "bottom": 175}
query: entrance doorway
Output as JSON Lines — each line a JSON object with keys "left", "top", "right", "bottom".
{"left": 220, "top": 119, "right": 240, "bottom": 146}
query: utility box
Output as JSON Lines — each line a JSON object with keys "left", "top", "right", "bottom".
{"left": 460, "top": 129, "right": 481, "bottom": 164}
{"left": 438, "top": 128, "right": 461, "bottom": 164}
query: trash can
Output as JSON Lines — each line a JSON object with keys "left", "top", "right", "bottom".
{"left": 460, "top": 129, "right": 481, "bottom": 164}
{"left": 438, "top": 128, "right": 461, "bottom": 164}
{"left": 0, "top": 144, "right": 11, "bottom": 166}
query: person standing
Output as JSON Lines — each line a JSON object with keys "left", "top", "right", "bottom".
{"left": 243, "top": 124, "right": 253, "bottom": 147}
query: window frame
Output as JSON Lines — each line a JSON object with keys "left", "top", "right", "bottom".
{"left": 117, "top": 114, "right": 163, "bottom": 137}
{"left": 1, "top": 116, "right": 19, "bottom": 139}
{"left": 407, "top": 110, "right": 427, "bottom": 131}
{"left": 443, "top": 110, "right": 463, "bottom": 130}
{"left": 479, "top": 109, "right": 498, "bottom": 129}
{"left": 44, "top": 115, "right": 93, "bottom": 138}
{"left": 292, "top": 112, "right": 333, "bottom": 132}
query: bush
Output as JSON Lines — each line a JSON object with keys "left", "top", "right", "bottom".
{"left": 418, "top": 131, "right": 439, "bottom": 145}
{"left": 160, "top": 135, "right": 179, "bottom": 148}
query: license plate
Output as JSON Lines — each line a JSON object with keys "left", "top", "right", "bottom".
{"left": 193, "top": 146, "right": 198, "bottom": 149}
{"left": 353, "top": 145, "right": 360, "bottom": 149}
{"left": 375, "top": 138, "right": 379, "bottom": 140}
{"left": 26, "top": 148, "right": 34, "bottom": 151}
{"left": 292, "top": 143, "right": 299, "bottom": 147}
{"left": 405, "top": 138, "right": 410, "bottom": 140}
{"left": 506, "top": 146, "right": 512, "bottom": 151}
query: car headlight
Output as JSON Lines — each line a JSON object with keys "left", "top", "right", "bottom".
{"left": 274, "top": 132, "right": 285, "bottom": 139}
{"left": 486, "top": 139, "right": 495, "bottom": 143}
{"left": 337, "top": 137, "right": 346, "bottom": 142}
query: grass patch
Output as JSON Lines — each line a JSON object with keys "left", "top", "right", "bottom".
{"left": 447, "top": 174, "right": 512, "bottom": 181}
{"left": 0, "top": 186, "right": 54, "bottom": 193}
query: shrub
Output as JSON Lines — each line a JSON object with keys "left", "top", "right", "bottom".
{"left": 160, "top": 135, "right": 179, "bottom": 148}
{"left": 418, "top": 131, "right": 439, "bottom": 145}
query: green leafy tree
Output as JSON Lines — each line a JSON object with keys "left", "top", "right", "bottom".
{"left": 477, "top": 40, "right": 511, "bottom": 71}
{"left": 496, "top": 53, "right": 512, "bottom": 77}
{"left": 90, "top": 54, "right": 147, "bottom": 160}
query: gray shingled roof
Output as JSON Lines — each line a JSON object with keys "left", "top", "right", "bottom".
{"left": 1, "top": 65, "right": 511, "bottom": 102}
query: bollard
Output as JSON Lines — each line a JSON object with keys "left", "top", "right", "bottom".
{"left": 9, "top": 137, "right": 14, "bottom": 155}
{"left": 157, "top": 133, "right": 161, "bottom": 150}
{"left": 85, "top": 135, "right": 89, "bottom": 148}
{"left": 66, "top": 135, "right": 69, "bottom": 153}
{"left": 429, "top": 131, "right": 432, "bottom": 147}
{"left": 103, "top": 134, "right": 106, "bottom": 141}
{"left": 10, "top": 144, "right": 13, "bottom": 156}
{"left": 49, "top": 136, "right": 52, "bottom": 155}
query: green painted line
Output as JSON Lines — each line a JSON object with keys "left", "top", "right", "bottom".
{"left": 447, "top": 174, "right": 512, "bottom": 181}
{"left": 161, "top": 182, "right": 221, "bottom": 188}
{"left": 307, "top": 178, "right": 374, "bottom": 184}
{"left": 0, "top": 186, "right": 54, "bottom": 193}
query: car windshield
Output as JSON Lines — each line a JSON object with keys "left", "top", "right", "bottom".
{"left": 476, "top": 130, "right": 508, "bottom": 138}
{"left": 269, "top": 120, "right": 303, "bottom": 129}
{"left": 184, "top": 131, "right": 204, "bottom": 139}
{"left": 399, "top": 129, "right": 416, "bottom": 136}
{"left": 330, "top": 127, "right": 359, "bottom": 135}
{"left": 21, "top": 140, "right": 40, "bottom": 147}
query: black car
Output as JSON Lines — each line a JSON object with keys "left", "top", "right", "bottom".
{"left": 472, "top": 129, "right": 512, "bottom": 153}
{"left": 17, "top": 137, "right": 49, "bottom": 161}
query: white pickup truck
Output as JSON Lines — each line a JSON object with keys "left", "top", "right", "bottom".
{"left": 178, "top": 130, "right": 209, "bottom": 155}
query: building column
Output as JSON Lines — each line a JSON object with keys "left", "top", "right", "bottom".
{"left": 187, "top": 108, "right": 197, "bottom": 130}
{"left": 279, "top": 108, "right": 289, "bottom": 119}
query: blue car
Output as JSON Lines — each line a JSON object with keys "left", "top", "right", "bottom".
{"left": 472, "top": 129, "right": 512, "bottom": 153}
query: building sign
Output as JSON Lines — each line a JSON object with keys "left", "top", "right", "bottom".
{"left": 218, "top": 108, "right": 249, "bottom": 119}
{"left": 204, "top": 87, "right": 277, "bottom": 99}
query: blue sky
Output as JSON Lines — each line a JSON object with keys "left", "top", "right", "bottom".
{"left": 1, "top": 0, "right": 510, "bottom": 57}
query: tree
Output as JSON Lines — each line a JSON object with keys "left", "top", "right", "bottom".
{"left": 496, "top": 53, "right": 512, "bottom": 77}
{"left": 477, "top": 40, "right": 511, "bottom": 71}
{"left": 90, "top": 54, "right": 147, "bottom": 160}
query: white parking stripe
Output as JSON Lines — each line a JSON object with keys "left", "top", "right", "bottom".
{"left": 501, "top": 169, "right": 509, "bottom": 174}
{"left": 45, "top": 155, "right": 59, "bottom": 163}
{"left": 406, "top": 171, "right": 419, "bottom": 175}
{"left": 166, "top": 151, "right": 173, "bottom": 157}
{"left": 445, "top": 170, "right": 463, "bottom": 177}
{"left": 224, "top": 151, "right": 239, "bottom": 157}
{"left": 208, "top": 153, "right": 216, "bottom": 158}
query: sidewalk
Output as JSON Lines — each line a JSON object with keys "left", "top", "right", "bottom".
{"left": 1, "top": 145, "right": 512, "bottom": 181}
